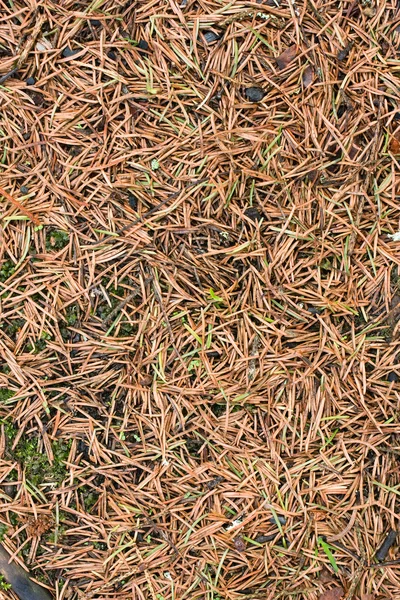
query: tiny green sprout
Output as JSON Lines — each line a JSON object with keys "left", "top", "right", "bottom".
{"left": 188, "top": 359, "right": 201, "bottom": 372}
{"left": 209, "top": 288, "right": 224, "bottom": 305}
{"left": 151, "top": 159, "right": 160, "bottom": 171}
{"left": 318, "top": 537, "right": 339, "bottom": 573}
{"left": 0, "top": 575, "right": 11, "bottom": 591}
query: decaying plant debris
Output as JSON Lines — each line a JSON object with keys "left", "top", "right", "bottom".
{"left": 1, "top": 0, "right": 400, "bottom": 598}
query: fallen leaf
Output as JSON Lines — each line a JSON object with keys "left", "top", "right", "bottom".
{"left": 234, "top": 536, "right": 246, "bottom": 552}
{"left": 318, "top": 567, "right": 335, "bottom": 584}
{"left": 389, "top": 136, "right": 400, "bottom": 154}
{"left": 363, "top": 5, "right": 376, "bottom": 16}
{"left": 26, "top": 515, "right": 52, "bottom": 537}
{"left": 203, "top": 31, "right": 221, "bottom": 44}
{"left": 276, "top": 44, "right": 297, "bottom": 70}
{"left": 361, "top": 594, "right": 375, "bottom": 600}
{"left": 245, "top": 86, "right": 266, "bottom": 103}
{"left": 337, "top": 43, "right": 353, "bottom": 61}
{"left": 35, "top": 37, "right": 53, "bottom": 52}
{"left": 302, "top": 65, "right": 314, "bottom": 88}
{"left": 319, "top": 587, "right": 344, "bottom": 600}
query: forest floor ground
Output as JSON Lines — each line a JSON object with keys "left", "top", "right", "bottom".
{"left": 1, "top": 1, "right": 400, "bottom": 599}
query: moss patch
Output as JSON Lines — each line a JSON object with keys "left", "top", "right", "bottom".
{"left": 0, "top": 389, "right": 15, "bottom": 402}
{"left": 46, "top": 230, "right": 69, "bottom": 250}
{"left": 3, "top": 422, "right": 71, "bottom": 487}
{"left": 0, "top": 260, "right": 15, "bottom": 283}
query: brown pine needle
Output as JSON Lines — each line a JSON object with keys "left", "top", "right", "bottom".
{"left": 0, "top": 186, "right": 41, "bottom": 226}
{"left": 0, "top": 0, "right": 400, "bottom": 598}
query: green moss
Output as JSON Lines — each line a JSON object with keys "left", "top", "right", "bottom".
{"left": 46, "top": 525, "right": 66, "bottom": 544}
{"left": 211, "top": 403, "right": 226, "bottom": 417}
{"left": 25, "top": 331, "right": 52, "bottom": 354}
{"left": 93, "top": 541, "right": 107, "bottom": 550}
{"left": 9, "top": 513, "right": 18, "bottom": 526}
{"left": 46, "top": 230, "right": 69, "bottom": 250}
{"left": 65, "top": 305, "right": 78, "bottom": 325}
{"left": 0, "top": 260, "right": 15, "bottom": 283}
{"left": 60, "top": 304, "right": 79, "bottom": 341}
{"left": 4, "top": 318, "right": 25, "bottom": 339}
{"left": 2, "top": 419, "right": 17, "bottom": 442}
{"left": 0, "top": 575, "right": 11, "bottom": 591}
{"left": 0, "top": 524, "right": 8, "bottom": 541}
{"left": 0, "top": 389, "right": 14, "bottom": 402}
{"left": 12, "top": 436, "right": 72, "bottom": 487}
{"left": 80, "top": 486, "right": 99, "bottom": 512}
{"left": 117, "top": 322, "right": 135, "bottom": 336}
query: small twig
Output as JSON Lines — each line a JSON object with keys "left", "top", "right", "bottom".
{"left": 375, "top": 530, "right": 397, "bottom": 563}
{"left": 0, "top": 68, "right": 19, "bottom": 85}
{"left": 307, "top": 0, "right": 327, "bottom": 25}
{"left": 328, "top": 540, "right": 361, "bottom": 562}
{"left": 369, "top": 558, "right": 400, "bottom": 568}
{"left": 327, "top": 508, "right": 358, "bottom": 542}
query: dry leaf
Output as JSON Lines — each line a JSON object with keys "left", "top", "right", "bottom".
{"left": 302, "top": 65, "right": 314, "bottom": 88}
{"left": 389, "top": 136, "right": 400, "bottom": 154}
{"left": 35, "top": 37, "right": 53, "bottom": 52}
{"left": 319, "top": 587, "right": 344, "bottom": 600}
{"left": 337, "top": 43, "right": 353, "bottom": 61}
{"left": 26, "top": 515, "right": 52, "bottom": 537}
{"left": 234, "top": 536, "right": 246, "bottom": 552}
{"left": 361, "top": 594, "right": 375, "bottom": 600}
{"left": 276, "top": 44, "right": 297, "bottom": 70}
{"left": 318, "top": 567, "right": 335, "bottom": 584}
{"left": 363, "top": 5, "right": 376, "bottom": 16}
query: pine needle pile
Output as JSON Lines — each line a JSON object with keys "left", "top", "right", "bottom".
{"left": 0, "top": 1, "right": 400, "bottom": 598}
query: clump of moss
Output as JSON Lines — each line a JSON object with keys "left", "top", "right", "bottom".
{"left": 2, "top": 419, "right": 17, "bottom": 442}
{"left": 25, "top": 331, "right": 52, "bottom": 354}
{"left": 3, "top": 318, "right": 25, "bottom": 339}
{"left": 2, "top": 424, "right": 72, "bottom": 487}
{"left": 16, "top": 438, "right": 71, "bottom": 487}
{"left": 0, "top": 524, "right": 8, "bottom": 541}
{"left": 0, "top": 389, "right": 15, "bottom": 402}
{"left": 0, "top": 260, "right": 15, "bottom": 283}
{"left": 65, "top": 305, "right": 78, "bottom": 326}
{"left": 46, "top": 230, "right": 69, "bottom": 250}
{"left": 80, "top": 486, "right": 99, "bottom": 512}
{"left": 0, "top": 575, "right": 11, "bottom": 591}
{"left": 60, "top": 305, "right": 79, "bottom": 341}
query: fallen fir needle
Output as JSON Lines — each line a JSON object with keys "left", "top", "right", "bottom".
{"left": 0, "top": 186, "right": 41, "bottom": 225}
